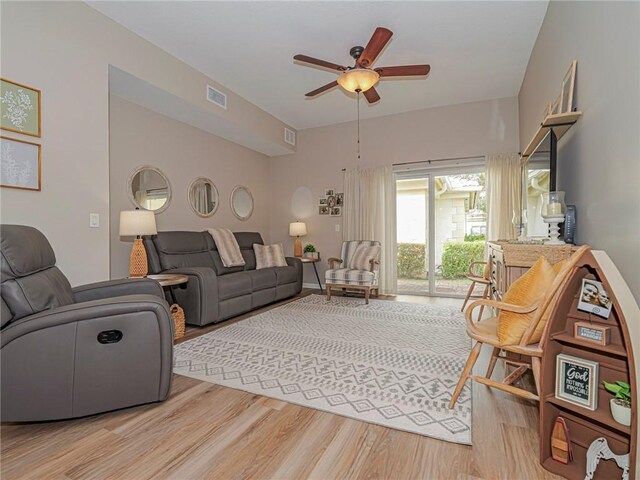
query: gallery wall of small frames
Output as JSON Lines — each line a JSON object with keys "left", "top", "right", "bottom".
{"left": 319, "top": 188, "right": 343, "bottom": 217}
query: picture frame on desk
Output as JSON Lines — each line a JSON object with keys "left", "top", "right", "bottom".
{"left": 574, "top": 321, "right": 610, "bottom": 346}
{"left": 555, "top": 354, "right": 599, "bottom": 411}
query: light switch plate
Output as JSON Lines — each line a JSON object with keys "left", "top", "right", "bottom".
{"left": 335, "top": 224, "right": 340, "bottom": 232}
{"left": 89, "top": 213, "right": 100, "bottom": 228}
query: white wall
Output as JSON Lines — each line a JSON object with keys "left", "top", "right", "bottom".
{"left": 518, "top": 1, "right": 640, "bottom": 300}
{"left": 109, "top": 97, "right": 272, "bottom": 279}
{"left": 270, "top": 97, "right": 520, "bottom": 285}
{"left": 0, "top": 1, "right": 292, "bottom": 286}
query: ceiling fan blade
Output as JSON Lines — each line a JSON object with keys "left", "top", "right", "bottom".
{"left": 305, "top": 80, "right": 339, "bottom": 97}
{"left": 375, "top": 65, "right": 431, "bottom": 77}
{"left": 358, "top": 27, "right": 393, "bottom": 67}
{"left": 294, "top": 54, "right": 346, "bottom": 71}
{"left": 363, "top": 86, "right": 380, "bottom": 104}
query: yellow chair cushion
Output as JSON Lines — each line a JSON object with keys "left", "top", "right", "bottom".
{"left": 497, "top": 256, "right": 558, "bottom": 346}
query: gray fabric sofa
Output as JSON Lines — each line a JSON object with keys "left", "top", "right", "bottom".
{"left": 0, "top": 225, "right": 174, "bottom": 422}
{"left": 143, "top": 231, "right": 302, "bottom": 326}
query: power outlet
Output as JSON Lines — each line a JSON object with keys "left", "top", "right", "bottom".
{"left": 89, "top": 213, "right": 100, "bottom": 228}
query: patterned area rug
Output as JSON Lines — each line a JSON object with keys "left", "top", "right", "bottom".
{"left": 173, "top": 295, "right": 473, "bottom": 444}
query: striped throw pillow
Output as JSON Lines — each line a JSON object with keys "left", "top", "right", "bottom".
{"left": 254, "top": 243, "right": 288, "bottom": 270}
{"left": 348, "top": 244, "right": 381, "bottom": 271}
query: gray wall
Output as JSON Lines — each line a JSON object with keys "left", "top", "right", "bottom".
{"left": 519, "top": 1, "right": 640, "bottom": 300}
{"left": 270, "top": 97, "right": 520, "bottom": 285}
{"left": 110, "top": 96, "right": 272, "bottom": 279}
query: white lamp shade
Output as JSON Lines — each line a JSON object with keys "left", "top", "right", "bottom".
{"left": 289, "top": 222, "right": 307, "bottom": 237}
{"left": 119, "top": 210, "right": 157, "bottom": 236}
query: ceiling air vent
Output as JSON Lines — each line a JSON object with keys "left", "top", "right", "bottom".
{"left": 206, "top": 85, "right": 227, "bottom": 109}
{"left": 284, "top": 127, "right": 296, "bottom": 146}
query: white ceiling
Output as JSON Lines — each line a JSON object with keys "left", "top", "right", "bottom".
{"left": 89, "top": 1, "right": 548, "bottom": 130}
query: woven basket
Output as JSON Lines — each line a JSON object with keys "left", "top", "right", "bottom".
{"left": 497, "top": 241, "right": 574, "bottom": 267}
{"left": 170, "top": 304, "right": 186, "bottom": 340}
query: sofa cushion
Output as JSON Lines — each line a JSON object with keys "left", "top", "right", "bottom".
{"left": 218, "top": 272, "right": 252, "bottom": 301}
{"left": 248, "top": 269, "right": 277, "bottom": 291}
{"left": 274, "top": 266, "right": 298, "bottom": 285}
{"left": 325, "top": 268, "right": 378, "bottom": 286}
{"left": 208, "top": 232, "right": 263, "bottom": 274}
{"left": 254, "top": 244, "right": 287, "bottom": 270}
{"left": 1, "top": 225, "right": 74, "bottom": 323}
{"left": 151, "top": 231, "right": 215, "bottom": 271}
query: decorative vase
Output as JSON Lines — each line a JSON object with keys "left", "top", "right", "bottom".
{"left": 610, "top": 398, "right": 631, "bottom": 426}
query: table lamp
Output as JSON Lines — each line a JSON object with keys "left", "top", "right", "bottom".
{"left": 120, "top": 209, "right": 157, "bottom": 277}
{"left": 289, "top": 221, "right": 307, "bottom": 257}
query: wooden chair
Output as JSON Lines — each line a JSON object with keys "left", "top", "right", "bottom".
{"left": 448, "top": 245, "right": 590, "bottom": 408}
{"left": 460, "top": 261, "right": 491, "bottom": 319}
{"left": 326, "top": 240, "right": 381, "bottom": 304}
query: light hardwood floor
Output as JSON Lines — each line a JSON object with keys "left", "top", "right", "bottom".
{"left": 1, "top": 290, "right": 559, "bottom": 480}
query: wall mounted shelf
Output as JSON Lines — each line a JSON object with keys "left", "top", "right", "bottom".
{"left": 522, "top": 111, "right": 583, "bottom": 158}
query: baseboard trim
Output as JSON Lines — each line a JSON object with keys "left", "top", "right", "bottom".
{"left": 303, "top": 282, "right": 325, "bottom": 290}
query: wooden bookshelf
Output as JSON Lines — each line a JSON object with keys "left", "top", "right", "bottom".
{"left": 539, "top": 250, "right": 637, "bottom": 479}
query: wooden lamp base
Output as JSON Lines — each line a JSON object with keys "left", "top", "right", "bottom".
{"left": 129, "top": 238, "right": 148, "bottom": 278}
{"left": 294, "top": 237, "right": 303, "bottom": 257}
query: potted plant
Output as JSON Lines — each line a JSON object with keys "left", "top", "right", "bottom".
{"left": 303, "top": 244, "right": 319, "bottom": 259}
{"left": 603, "top": 380, "right": 632, "bottom": 426}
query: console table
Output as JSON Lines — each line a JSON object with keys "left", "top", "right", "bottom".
{"left": 488, "top": 241, "right": 576, "bottom": 300}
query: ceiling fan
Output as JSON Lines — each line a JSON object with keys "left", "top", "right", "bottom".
{"left": 294, "top": 27, "right": 430, "bottom": 104}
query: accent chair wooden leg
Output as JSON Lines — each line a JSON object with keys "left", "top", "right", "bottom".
{"left": 478, "top": 284, "right": 490, "bottom": 319}
{"left": 326, "top": 285, "right": 332, "bottom": 301}
{"left": 531, "top": 357, "right": 542, "bottom": 395}
{"left": 448, "top": 342, "right": 482, "bottom": 409}
{"left": 364, "top": 287, "right": 370, "bottom": 304}
{"left": 486, "top": 347, "right": 501, "bottom": 379}
{"left": 461, "top": 280, "right": 476, "bottom": 312}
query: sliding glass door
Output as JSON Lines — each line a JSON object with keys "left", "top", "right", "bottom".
{"left": 396, "top": 167, "right": 486, "bottom": 297}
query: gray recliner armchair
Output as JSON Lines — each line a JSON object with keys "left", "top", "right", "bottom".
{"left": 1, "top": 225, "right": 174, "bottom": 422}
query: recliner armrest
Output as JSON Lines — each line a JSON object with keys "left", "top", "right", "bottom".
{"left": 162, "top": 267, "right": 219, "bottom": 326}
{"left": 72, "top": 278, "right": 163, "bottom": 303}
{"left": 1, "top": 295, "right": 172, "bottom": 348}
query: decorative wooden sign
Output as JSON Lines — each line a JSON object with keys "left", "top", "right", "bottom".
{"left": 551, "top": 417, "right": 574, "bottom": 464}
{"left": 574, "top": 321, "right": 610, "bottom": 346}
{"left": 555, "top": 354, "right": 599, "bottom": 410}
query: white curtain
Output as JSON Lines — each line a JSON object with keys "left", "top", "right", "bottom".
{"left": 191, "top": 183, "right": 208, "bottom": 214}
{"left": 343, "top": 165, "right": 397, "bottom": 294}
{"left": 486, "top": 153, "right": 521, "bottom": 242}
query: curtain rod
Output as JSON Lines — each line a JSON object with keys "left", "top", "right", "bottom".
{"left": 341, "top": 155, "right": 485, "bottom": 171}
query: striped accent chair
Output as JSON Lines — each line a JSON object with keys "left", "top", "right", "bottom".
{"left": 325, "top": 240, "right": 381, "bottom": 304}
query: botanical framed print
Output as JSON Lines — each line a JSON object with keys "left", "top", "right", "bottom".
{"left": 330, "top": 206, "right": 342, "bottom": 217}
{"left": 0, "top": 78, "right": 41, "bottom": 137}
{"left": 0, "top": 136, "right": 41, "bottom": 191}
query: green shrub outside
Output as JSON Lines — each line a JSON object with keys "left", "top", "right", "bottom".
{"left": 397, "top": 243, "right": 427, "bottom": 279}
{"left": 441, "top": 240, "right": 484, "bottom": 278}
{"left": 463, "top": 234, "right": 486, "bottom": 242}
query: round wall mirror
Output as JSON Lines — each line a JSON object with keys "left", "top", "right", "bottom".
{"left": 128, "top": 166, "right": 172, "bottom": 214}
{"left": 188, "top": 177, "right": 219, "bottom": 217}
{"left": 230, "top": 185, "right": 254, "bottom": 221}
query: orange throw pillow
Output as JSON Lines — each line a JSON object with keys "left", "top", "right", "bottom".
{"left": 497, "top": 256, "right": 558, "bottom": 346}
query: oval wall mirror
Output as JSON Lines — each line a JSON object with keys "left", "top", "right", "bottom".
{"left": 128, "top": 166, "right": 172, "bottom": 214}
{"left": 230, "top": 185, "right": 254, "bottom": 221}
{"left": 188, "top": 177, "right": 219, "bottom": 217}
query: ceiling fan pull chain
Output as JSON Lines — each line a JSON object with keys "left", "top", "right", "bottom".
{"left": 357, "top": 90, "right": 361, "bottom": 162}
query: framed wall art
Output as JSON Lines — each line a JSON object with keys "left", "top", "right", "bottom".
{"left": 0, "top": 136, "right": 41, "bottom": 191}
{"left": 555, "top": 354, "right": 598, "bottom": 410}
{"left": 0, "top": 78, "right": 41, "bottom": 137}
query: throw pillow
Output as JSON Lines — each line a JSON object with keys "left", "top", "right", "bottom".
{"left": 348, "top": 244, "right": 381, "bottom": 271}
{"left": 254, "top": 243, "right": 287, "bottom": 270}
{"left": 497, "top": 256, "right": 558, "bottom": 346}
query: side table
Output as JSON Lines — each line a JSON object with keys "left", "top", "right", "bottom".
{"left": 147, "top": 274, "right": 189, "bottom": 340}
{"left": 299, "top": 257, "right": 323, "bottom": 293}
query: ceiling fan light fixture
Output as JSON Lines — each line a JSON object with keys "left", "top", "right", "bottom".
{"left": 337, "top": 68, "right": 380, "bottom": 93}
